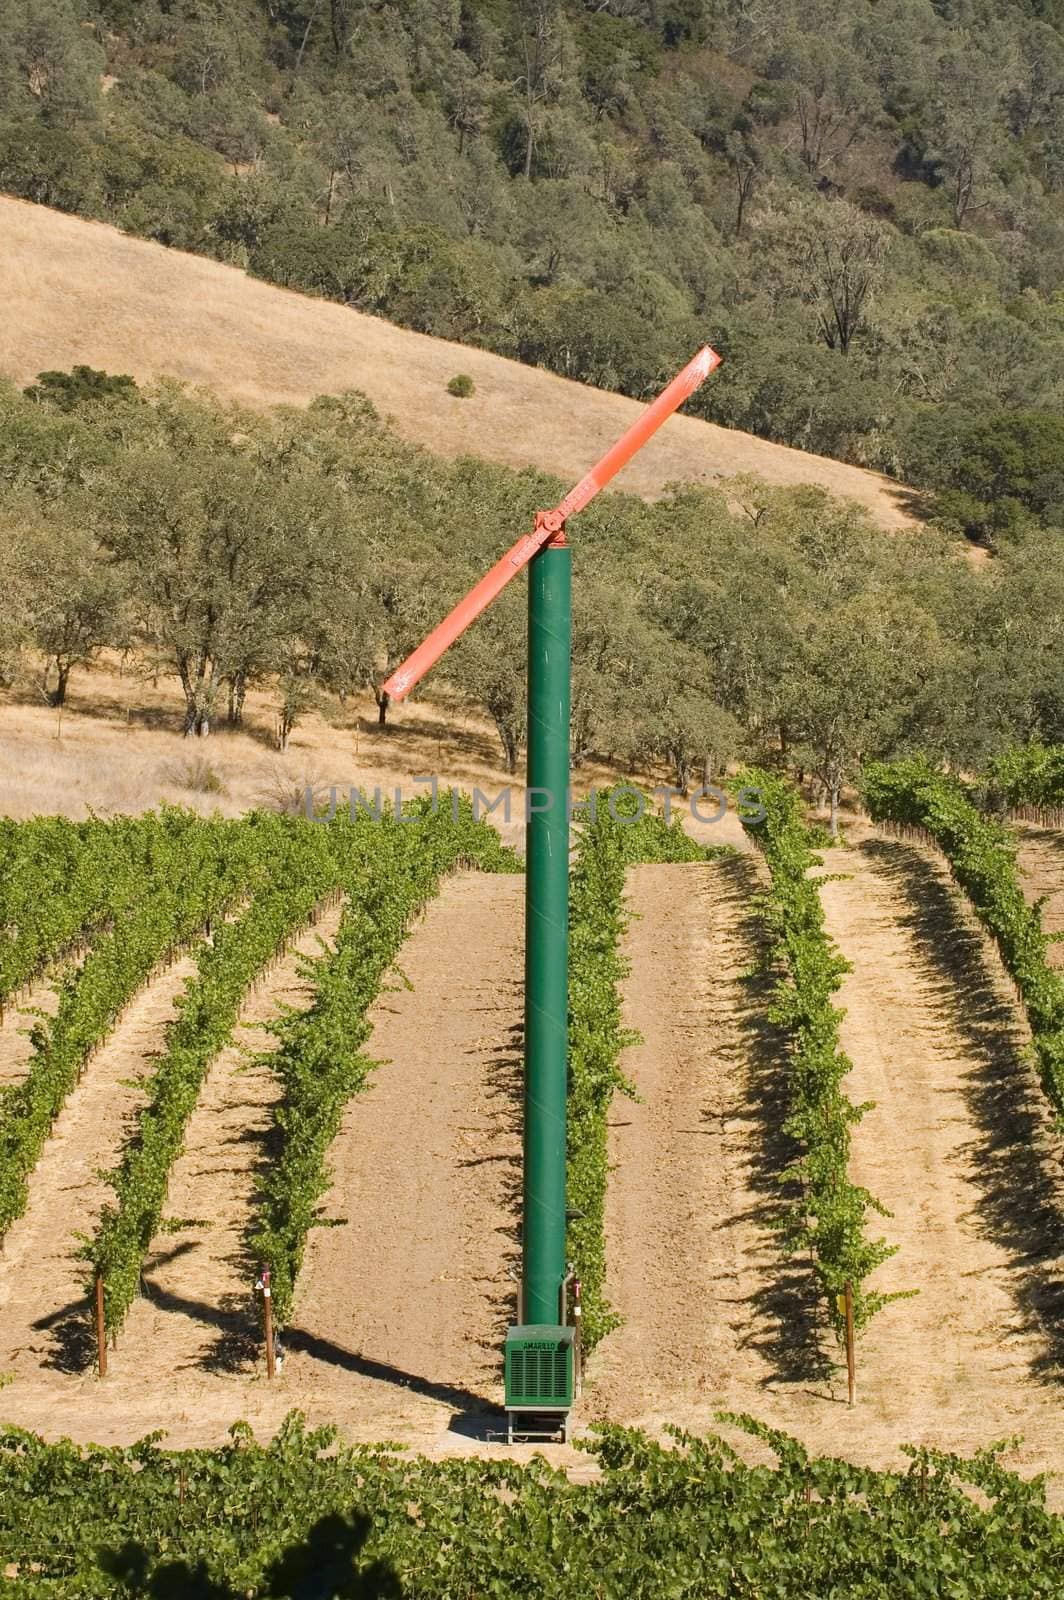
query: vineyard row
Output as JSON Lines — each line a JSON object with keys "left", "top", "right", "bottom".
{"left": 863, "top": 759, "right": 1064, "bottom": 1119}
{"left": 2, "top": 801, "right": 518, "bottom": 1360}
{"left": 0, "top": 817, "right": 251, "bottom": 1242}
{"left": 252, "top": 796, "right": 518, "bottom": 1329}
{"left": 88, "top": 816, "right": 347, "bottom": 1336}
{"left": 739, "top": 770, "right": 903, "bottom": 1339}
{"left": 566, "top": 802, "right": 712, "bottom": 1349}
{"left": 0, "top": 810, "right": 231, "bottom": 1011}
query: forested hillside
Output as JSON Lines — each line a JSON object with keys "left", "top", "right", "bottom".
{"left": 3, "top": 0, "right": 1064, "bottom": 544}
{"left": 3, "top": 374, "right": 1063, "bottom": 821}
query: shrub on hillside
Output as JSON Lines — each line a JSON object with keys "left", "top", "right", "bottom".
{"left": 163, "top": 754, "right": 226, "bottom": 795}
{"left": 24, "top": 366, "right": 138, "bottom": 411}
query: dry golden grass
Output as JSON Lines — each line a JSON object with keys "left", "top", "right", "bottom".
{"left": 0, "top": 658, "right": 596, "bottom": 846}
{"left": 0, "top": 656, "right": 756, "bottom": 851}
{"left": 0, "top": 194, "right": 918, "bottom": 528}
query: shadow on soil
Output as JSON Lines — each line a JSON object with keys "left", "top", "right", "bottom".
{"left": 34, "top": 1241, "right": 207, "bottom": 1374}
{"left": 862, "top": 837, "right": 1064, "bottom": 1381}
{"left": 458, "top": 1018, "right": 523, "bottom": 1375}
{"left": 32, "top": 1298, "right": 98, "bottom": 1375}
{"left": 719, "top": 854, "right": 836, "bottom": 1388}
{"left": 353, "top": 708, "right": 503, "bottom": 767}
{"left": 283, "top": 1327, "right": 498, "bottom": 1419}
{"left": 206, "top": 1008, "right": 523, "bottom": 1408}
{"left": 281, "top": 1016, "right": 518, "bottom": 1439}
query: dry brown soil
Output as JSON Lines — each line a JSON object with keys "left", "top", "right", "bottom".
{"left": 590, "top": 857, "right": 783, "bottom": 1422}
{"left": 0, "top": 194, "right": 917, "bottom": 529}
{"left": 0, "top": 659, "right": 617, "bottom": 848}
{"left": 285, "top": 870, "right": 524, "bottom": 1443}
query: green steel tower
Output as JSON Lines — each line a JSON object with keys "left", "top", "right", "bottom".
{"left": 381, "top": 344, "right": 720, "bottom": 1441}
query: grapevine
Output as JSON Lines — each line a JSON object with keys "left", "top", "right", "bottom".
{"left": 863, "top": 758, "right": 1064, "bottom": 1118}
{"left": 1, "top": 1411, "right": 1061, "bottom": 1596}
{"left": 566, "top": 798, "right": 714, "bottom": 1348}
{"left": 985, "top": 740, "right": 1064, "bottom": 825}
{"left": 0, "top": 816, "right": 248, "bottom": 1241}
{"left": 0, "top": 810, "right": 206, "bottom": 1011}
{"left": 739, "top": 769, "right": 901, "bottom": 1338}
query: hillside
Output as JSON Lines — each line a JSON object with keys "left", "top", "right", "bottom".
{"left": 3, "top": 0, "right": 1064, "bottom": 555}
{"left": 4, "top": 7, "right": 1064, "bottom": 1585}
{"left": 0, "top": 196, "right": 917, "bottom": 529}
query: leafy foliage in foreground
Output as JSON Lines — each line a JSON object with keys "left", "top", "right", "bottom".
{"left": 739, "top": 771, "right": 900, "bottom": 1336}
{"left": 863, "top": 758, "right": 1064, "bottom": 1118}
{"left": 251, "top": 795, "right": 518, "bottom": 1327}
{"left": 0, "top": 1411, "right": 1062, "bottom": 1597}
{"left": 566, "top": 797, "right": 716, "bottom": 1348}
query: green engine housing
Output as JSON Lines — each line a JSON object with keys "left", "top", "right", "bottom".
{"left": 504, "top": 1324, "right": 574, "bottom": 1411}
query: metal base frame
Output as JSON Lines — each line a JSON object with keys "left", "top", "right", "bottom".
{"left": 506, "top": 1409, "right": 570, "bottom": 1445}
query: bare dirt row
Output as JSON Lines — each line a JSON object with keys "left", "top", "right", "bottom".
{"left": 589, "top": 856, "right": 783, "bottom": 1424}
